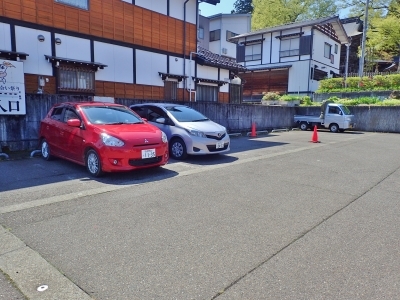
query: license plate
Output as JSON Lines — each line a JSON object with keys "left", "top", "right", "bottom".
{"left": 142, "top": 149, "right": 156, "bottom": 159}
{"left": 216, "top": 141, "right": 224, "bottom": 149}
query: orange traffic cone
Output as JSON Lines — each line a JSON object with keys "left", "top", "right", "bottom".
{"left": 250, "top": 122, "right": 257, "bottom": 137}
{"left": 310, "top": 125, "right": 320, "bottom": 143}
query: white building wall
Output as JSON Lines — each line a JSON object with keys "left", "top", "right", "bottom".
{"left": 170, "top": 0, "right": 196, "bottom": 24}
{"left": 0, "top": 23, "right": 11, "bottom": 51}
{"left": 220, "top": 15, "right": 251, "bottom": 59}
{"left": 135, "top": 0, "right": 167, "bottom": 15}
{"left": 15, "top": 26, "right": 52, "bottom": 76}
{"left": 270, "top": 32, "right": 281, "bottom": 63}
{"left": 135, "top": 50, "right": 166, "bottom": 86}
{"left": 94, "top": 42, "right": 133, "bottom": 84}
{"left": 262, "top": 37, "right": 271, "bottom": 64}
{"left": 220, "top": 69, "right": 230, "bottom": 93}
{"left": 168, "top": 56, "right": 184, "bottom": 88}
{"left": 196, "top": 65, "right": 218, "bottom": 80}
{"left": 312, "top": 30, "right": 340, "bottom": 70}
{"left": 54, "top": 34, "right": 91, "bottom": 61}
{"left": 288, "top": 60, "right": 311, "bottom": 93}
{"left": 209, "top": 41, "right": 220, "bottom": 55}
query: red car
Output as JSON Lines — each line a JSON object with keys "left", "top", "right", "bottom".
{"left": 39, "top": 102, "right": 169, "bottom": 176}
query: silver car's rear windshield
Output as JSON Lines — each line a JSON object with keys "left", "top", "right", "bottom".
{"left": 165, "top": 106, "right": 209, "bottom": 122}
{"left": 81, "top": 106, "right": 144, "bottom": 125}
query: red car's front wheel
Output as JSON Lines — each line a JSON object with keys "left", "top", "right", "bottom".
{"left": 86, "top": 149, "right": 103, "bottom": 177}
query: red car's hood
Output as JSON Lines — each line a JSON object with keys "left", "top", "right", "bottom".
{"left": 95, "top": 123, "right": 162, "bottom": 144}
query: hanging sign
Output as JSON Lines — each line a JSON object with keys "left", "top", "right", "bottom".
{"left": 0, "top": 59, "right": 26, "bottom": 115}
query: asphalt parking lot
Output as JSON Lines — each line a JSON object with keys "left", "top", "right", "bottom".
{"left": 1, "top": 130, "right": 400, "bottom": 299}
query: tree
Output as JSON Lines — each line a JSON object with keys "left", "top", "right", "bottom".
{"left": 251, "top": 0, "right": 339, "bottom": 29}
{"left": 368, "top": 14, "right": 400, "bottom": 60}
{"left": 231, "top": 0, "right": 254, "bottom": 14}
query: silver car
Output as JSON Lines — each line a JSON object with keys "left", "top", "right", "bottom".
{"left": 130, "top": 103, "right": 230, "bottom": 159}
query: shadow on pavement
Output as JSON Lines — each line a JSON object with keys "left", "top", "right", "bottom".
{"left": 0, "top": 157, "right": 179, "bottom": 193}
{"left": 1, "top": 135, "right": 288, "bottom": 192}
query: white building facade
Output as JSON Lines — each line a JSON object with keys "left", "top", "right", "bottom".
{"left": 230, "top": 16, "right": 349, "bottom": 101}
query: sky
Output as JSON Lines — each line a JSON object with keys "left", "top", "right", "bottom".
{"left": 199, "top": 0, "right": 350, "bottom": 18}
{"left": 199, "top": 0, "right": 236, "bottom": 17}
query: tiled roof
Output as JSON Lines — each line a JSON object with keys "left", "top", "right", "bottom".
{"left": 196, "top": 46, "right": 246, "bottom": 72}
{"left": 230, "top": 15, "right": 349, "bottom": 44}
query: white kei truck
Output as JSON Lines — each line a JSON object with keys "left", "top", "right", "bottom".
{"left": 294, "top": 101, "right": 356, "bottom": 133}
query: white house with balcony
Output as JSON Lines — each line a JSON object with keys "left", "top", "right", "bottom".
{"left": 230, "top": 15, "right": 349, "bottom": 101}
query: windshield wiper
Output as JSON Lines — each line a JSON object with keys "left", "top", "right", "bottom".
{"left": 106, "top": 121, "right": 143, "bottom": 125}
{"left": 191, "top": 118, "right": 209, "bottom": 122}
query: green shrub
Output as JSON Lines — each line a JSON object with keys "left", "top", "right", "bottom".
{"left": 345, "top": 77, "right": 361, "bottom": 89}
{"left": 302, "top": 96, "right": 312, "bottom": 105}
{"left": 317, "top": 73, "right": 400, "bottom": 93}
{"left": 279, "top": 95, "right": 301, "bottom": 101}
{"left": 319, "top": 78, "right": 343, "bottom": 90}
{"left": 390, "top": 74, "right": 400, "bottom": 87}
{"left": 372, "top": 75, "right": 390, "bottom": 89}
{"left": 380, "top": 99, "right": 400, "bottom": 106}
{"left": 262, "top": 92, "right": 281, "bottom": 100}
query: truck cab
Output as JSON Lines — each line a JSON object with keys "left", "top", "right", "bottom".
{"left": 294, "top": 102, "right": 355, "bottom": 133}
{"left": 323, "top": 103, "right": 355, "bottom": 132}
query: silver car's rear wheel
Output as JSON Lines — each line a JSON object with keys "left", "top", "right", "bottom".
{"left": 170, "top": 138, "right": 187, "bottom": 160}
{"left": 86, "top": 149, "right": 103, "bottom": 177}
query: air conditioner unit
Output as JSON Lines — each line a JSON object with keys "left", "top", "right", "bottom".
{"left": 222, "top": 48, "right": 228, "bottom": 54}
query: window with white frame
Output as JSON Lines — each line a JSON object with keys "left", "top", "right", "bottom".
{"left": 226, "top": 30, "right": 238, "bottom": 43}
{"left": 245, "top": 43, "right": 261, "bottom": 61}
{"left": 55, "top": 0, "right": 88, "bottom": 10}
{"left": 198, "top": 27, "right": 204, "bottom": 39}
{"left": 280, "top": 38, "right": 300, "bottom": 57}
{"left": 58, "top": 66, "right": 95, "bottom": 93}
{"left": 210, "top": 29, "right": 221, "bottom": 42}
{"left": 324, "top": 43, "right": 332, "bottom": 58}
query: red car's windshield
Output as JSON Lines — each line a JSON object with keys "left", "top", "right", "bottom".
{"left": 81, "top": 106, "right": 144, "bottom": 125}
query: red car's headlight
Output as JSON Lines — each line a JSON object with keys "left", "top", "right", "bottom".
{"left": 100, "top": 133, "right": 124, "bottom": 147}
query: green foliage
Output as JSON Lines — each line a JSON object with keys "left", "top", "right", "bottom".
{"left": 232, "top": 0, "right": 253, "bottom": 14}
{"left": 390, "top": 75, "right": 400, "bottom": 87}
{"left": 319, "top": 78, "right": 343, "bottom": 90}
{"left": 262, "top": 91, "right": 281, "bottom": 100}
{"left": 302, "top": 96, "right": 312, "bottom": 105}
{"left": 279, "top": 95, "right": 301, "bottom": 101}
{"left": 316, "top": 74, "right": 400, "bottom": 93}
{"left": 323, "top": 96, "right": 400, "bottom": 106}
{"left": 368, "top": 15, "right": 400, "bottom": 59}
{"left": 380, "top": 99, "right": 400, "bottom": 105}
{"left": 252, "top": 0, "right": 339, "bottom": 29}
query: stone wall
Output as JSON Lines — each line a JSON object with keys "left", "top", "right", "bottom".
{"left": 1, "top": 94, "right": 399, "bottom": 151}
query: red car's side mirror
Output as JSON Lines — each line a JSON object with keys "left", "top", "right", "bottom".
{"left": 142, "top": 118, "right": 148, "bottom": 122}
{"left": 67, "top": 118, "right": 81, "bottom": 127}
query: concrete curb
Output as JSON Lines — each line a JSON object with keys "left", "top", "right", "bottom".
{"left": 0, "top": 226, "right": 93, "bottom": 300}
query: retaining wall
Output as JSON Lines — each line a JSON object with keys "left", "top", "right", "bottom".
{"left": 1, "top": 94, "right": 399, "bottom": 151}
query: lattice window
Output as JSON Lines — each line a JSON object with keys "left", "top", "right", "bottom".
{"left": 58, "top": 66, "right": 95, "bottom": 93}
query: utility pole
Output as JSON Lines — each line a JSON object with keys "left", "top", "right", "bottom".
{"left": 358, "top": 0, "right": 369, "bottom": 77}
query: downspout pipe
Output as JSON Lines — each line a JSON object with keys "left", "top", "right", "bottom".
{"left": 345, "top": 39, "right": 351, "bottom": 88}
{"left": 183, "top": 0, "right": 190, "bottom": 102}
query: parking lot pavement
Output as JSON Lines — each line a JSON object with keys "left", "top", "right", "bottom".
{"left": 1, "top": 130, "right": 400, "bottom": 299}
